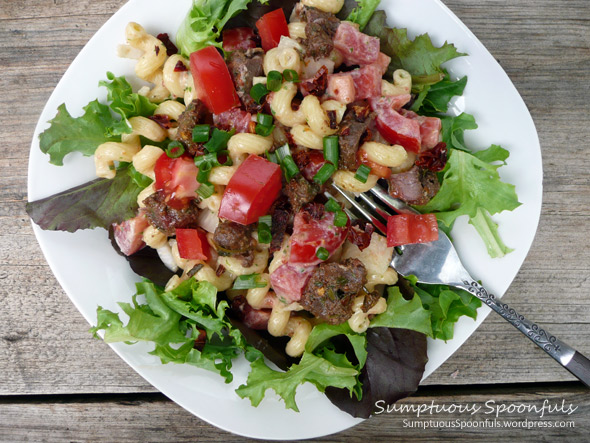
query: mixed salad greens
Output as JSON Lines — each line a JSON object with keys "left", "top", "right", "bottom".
{"left": 27, "top": 0, "right": 520, "bottom": 417}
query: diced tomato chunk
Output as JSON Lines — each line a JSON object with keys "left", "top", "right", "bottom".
{"left": 113, "top": 214, "right": 149, "bottom": 256}
{"left": 154, "top": 153, "right": 199, "bottom": 210}
{"left": 218, "top": 154, "right": 282, "bottom": 225}
{"left": 190, "top": 46, "right": 240, "bottom": 114}
{"left": 289, "top": 208, "right": 350, "bottom": 266}
{"left": 255, "top": 9, "right": 289, "bottom": 52}
{"left": 357, "top": 149, "right": 392, "bottom": 179}
{"left": 371, "top": 96, "right": 422, "bottom": 153}
{"left": 176, "top": 228, "right": 210, "bottom": 260}
{"left": 386, "top": 213, "right": 439, "bottom": 247}
{"left": 222, "top": 27, "right": 258, "bottom": 52}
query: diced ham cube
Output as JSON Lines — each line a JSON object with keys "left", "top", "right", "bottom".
{"left": 270, "top": 263, "right": 314, "bottom": 303}
{"left": 326, "top": 73, "right": 356, "bottom": 104}
{"left": 231, "top": 296, "right": 271, "bottom": 330}
{"left": 400, "top": 110, "right": 442, "bottom": 150}
{"left": 334, "top": 22, "right": 380, "bottom": 66}
{"left": 371, "top": 94, "right": 412, "bottom": 111}
{"left": 113, "top": 214, "right": 149, "bottom": 256}
{"left": 371, "top": 96, "right": 421, "bottom": 153}
{"left": 213, "top": 107, "right": 252, "bottom": 133}
{"left": 349, "top": 64, "right": 382, "bottom": 100}
{"left": 372, "top": 52, "right": 391, "bottom": 75}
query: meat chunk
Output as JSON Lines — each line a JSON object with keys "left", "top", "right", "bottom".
{"left": 399, "top": 109, "right": 442, "bottom": 150}
{"left": 269, "top": 196, "right": 292, "bottom": 254}
{"left": 334, "top": 21, "right": 380, "bottom": 66}
{"left": 231, "top": 295, "right": 271, "bottom": 330}
{"left": 300, "top": 258, "right": 367, "bottom": 324}
{"left": 301, "top": 6, "right": 340, "bottom": 60}
{"left": 226, "top": 48, "right": 265, "bottom": 113}
{"left": 270, "top": 263, "right": 315, "bottom": 303}
{"left": 175, "top": 99, "right": 211, "bottom": 156}
{"left": 388, "top": 165, "right": 440, "bottom": 206}
{"left": 112, "top": 213, "right": 149, "bottom": 256}
{"left": 213, "top": 220, "right": 257, "bottom": 267}
{"left": 143, "top": 190, "right": 201, "bottom": 236}
{"left": 284, "top": 175, "right": 320, "bottom": 213}
{"left": 338, "top": 101, "right": 375, "bottom": 170}
{"left": 213, "top": 107, "right": 252, "bottom": 133}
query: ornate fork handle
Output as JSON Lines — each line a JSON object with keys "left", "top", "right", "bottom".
{"left": 457, "top": 280, "right": 590, "bottom": 386}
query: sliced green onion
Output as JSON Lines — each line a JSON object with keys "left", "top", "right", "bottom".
{"left": 232, "top": 273, "right": 268, "bottom": 290}
{"left": 266, "top": 70, "right": 283, "bottom": 92}
{"left": 283, "top": 69, "right": 299, "bottom": 83}
{"left": 282, "top": 156, "right": 300, "bottom": 181}
{"left": 204, "top": 128, "right": 234, "bottom": 153}
{"left": 258, "top": 215, "right": 272, "bottom": 244}
{"left": 255, "top": 123, "right": 275, "bottom": 137}
{"left": 354, "top": 164, "right": 371, "bottom": 183}
{"left": 323, "top": 135, "right": 339, "bottom": 165}
{"left": 325, "top": 198, "right": 341, "bottom": 213}
{"left": 316, "top": 247, "right": 329, "bottom": 261}
{"left": 166, "top": 141, "right": 184, "bottom": 158}
{"left": 275, "top": 143, "right": 291, "bottom": 162}
{"left": 197, "top": 182, "right": 215, "bottom": 199}
{"left": 256, "top": 113, "right": 273, "bottom": 127}
{"left": 197, "top": 163, "right": 211, "bottom": 184}
{"left": 313, "top": 162, "right": 336, "bottom": 185}
{"left": 250, "top": 83, "right": 269, "bottom": 104}
{"left": 266, "top": 150, "right": 279, "bottom": 164}
{"left": 333, "top": 211, "right": 348, "bottom": 227}
{"left": 192, "top": 124, "right": 210, "bottom": 143}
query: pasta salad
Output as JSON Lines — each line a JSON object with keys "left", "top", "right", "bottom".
{"left": 27, "top": 0, "right": 520, "bottom": 417}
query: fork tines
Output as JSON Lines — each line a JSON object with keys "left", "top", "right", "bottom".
{"left": 331, "top": 183, "right": 418, "bottom": 235}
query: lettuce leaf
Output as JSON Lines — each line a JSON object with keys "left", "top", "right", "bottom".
{"left": 99, "top": 72, "right": 158, "bottom": 136}
{"left": 343, "top": 0, "right": 381, "bottom": 31}
{"left": 25, "top": 164, "right": 142, "bottom": 232}
{"left": 176, "top": 0, "right": 257, "bottom": 56}
{"left": 412, "top": 74, "right": 468, "bottom": 114}
{"left": 370, "top": 286, "right": 433, "bottom": 337}
{"left": 325, "top": 328, "right": 428, "bottom": 418}
{"left": 91, "top": 279, "right": 256, "bottom": 382}
{"left": 416, "top": 147, "right": 521, "bottom": 257}
{"left": 236, "top": 352, "right": 358, "bottom": 412}
{"left": 39, "top": 73, "right": 160, "bottom": 165}
{"left": 364, "top": 10, "right": 465, "bottom": 89}
{"left": 39, "top": 100, "right": 119, "bottom": 166}
{"left": 405, "top": 277, "right": 481, "bottom": 341}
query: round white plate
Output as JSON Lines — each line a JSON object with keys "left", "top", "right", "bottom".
{"left": 28, "top": 0, "right": 542, "bottom": 439}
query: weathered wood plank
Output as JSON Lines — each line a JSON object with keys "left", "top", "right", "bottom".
{"left": 0, "top": 385, "right": 586, "bottom": 441}
{"left": 1, "top": 0, "right": 590, "bottom": 400}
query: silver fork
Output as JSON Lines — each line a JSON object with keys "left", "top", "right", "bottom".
{"left": 332, "top": 183, "right": 590, "bottom": 386}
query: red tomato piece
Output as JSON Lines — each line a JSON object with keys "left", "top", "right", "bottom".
{"left": 375, "top": 117, "right": 422, "bottom": 154}
{"left": 113, "top": 214, "right": 149, "bottom": 256}
{"left": 190, "top": 46, "right": 240, "bottom": 114}
{"left": 154, "top": 153, "right": 199, "bottom": 210}
{"left": 357, "top": 149, "right": 392, "bottom": 179}
{"left": 255, "top": 9, "right": 289, "bottom": 52}
{"left": 218, "top": 154, "right": 282, "bottom": 225}
{"left": 176, "top": 228, "right": 211, "bottom": 260}
{"left": 289, "top": 210, "right": 350, "bottom": 266}
{"left": 222, "top": 27, "right": 258, "bottom": 52}
{"left": 386, "top": 213, "right": 439, "bottom": 247}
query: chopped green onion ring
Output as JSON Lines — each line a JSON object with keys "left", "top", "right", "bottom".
{"left": 192, "top": 124, "right": 210, "bottom": 143}
{"left": 316, "top": 247, "right": 329, "bottom": 261}
{"left": 313, "top": 163, "right": 336, "bottom": 185}
{"left": 166, "top": 141, "right": 185, "bottom": 158}
{"left": 266, "top": 70, "right": 283, "bottom": 92}
{"left": 354, "top": 164, "right": 371, "bottom": 183}
{"left": 250, "top": 83, "right": 269, "bottom": 104}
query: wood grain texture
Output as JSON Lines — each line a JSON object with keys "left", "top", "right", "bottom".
{"left": 0, "top": 385, "right": 587, "bottom": 441}
{"left": 1, "top": 0, "right": 589, "bottom": 439}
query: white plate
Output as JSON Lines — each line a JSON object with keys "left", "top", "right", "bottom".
{"left": 27, "top": 0, "right": 542, "bottom": 439}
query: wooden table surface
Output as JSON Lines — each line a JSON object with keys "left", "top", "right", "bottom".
{"left": 1, "top": 0, "right": 589, "bottom": 440}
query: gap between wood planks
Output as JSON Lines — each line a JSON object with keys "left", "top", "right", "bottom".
{"left": 0, "top": 380, "right": 585, "bottom": 404}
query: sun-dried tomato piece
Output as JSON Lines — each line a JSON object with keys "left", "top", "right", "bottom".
{"left": 415, "top": 142, "right": 448, "bottom": 172}
{"left": 157, "top": 32, "right": 178, "bottom": 55}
